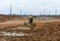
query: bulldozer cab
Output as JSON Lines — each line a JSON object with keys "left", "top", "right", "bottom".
{"left": 29, "top": 17, "right": 33, "bottom": 25}
{"left": 28, "top": 16, "right": 35, "bottom": 25}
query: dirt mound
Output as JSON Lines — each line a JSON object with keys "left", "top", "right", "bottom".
{"left": 33, "top": 22, "right": 45, "bottom": 30}
{"left": 32, "top": 20, "right": 60, "bottom": 30}
{"left": 0, "top": 20, "right": 60, "bottom": 41}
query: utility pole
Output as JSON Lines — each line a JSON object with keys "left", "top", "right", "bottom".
{"left": 25, "top": 11, "right": 26, "bottom": 16}
{"left": 10, "top": 5, "right": 12, "bottom": 16}
{"left": 55, "top": 8, "right": 57, "bottom": 16}
{"left": 20, "top": 9, "right": 23, "bottom": 15}
{"left": 9, "top": 0, "right": 13, "bottom": 20}
{"left": 40, "top": 12, "right": 41, "bottom": 17}
{"left": 44, "top": 9, "right": 45, "bottom": 16}
{"left": 49, "top": 10, "right": 51, "bottom": 16}
{"left": 9, "top": 4, "right": 12, "bottom": 20}
{"left": 9, "top": 0, "right": 12, "bottom": 16}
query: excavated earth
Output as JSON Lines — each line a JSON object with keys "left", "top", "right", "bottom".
{"left": 0, "top": 19, "right": 60, "bottom": 41}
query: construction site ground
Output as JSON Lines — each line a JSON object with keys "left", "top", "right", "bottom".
{"left": 0, "top": 16, "right": 60, "bottom": 41}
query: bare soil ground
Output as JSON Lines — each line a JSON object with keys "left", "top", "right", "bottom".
{"left": 0, "top": 15, "right": 60, "bottom": 41}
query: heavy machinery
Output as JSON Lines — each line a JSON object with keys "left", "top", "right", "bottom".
{"left": 12, "top": 16, "right": 36, "bottom": 31}
{"left": 28, "top": 17, "right": 34, "bottom": 25}
{"left": 24, "top": 16, "right": 36, "bottom": 30}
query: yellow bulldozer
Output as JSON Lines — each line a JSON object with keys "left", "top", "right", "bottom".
{"left": 24, "top": 16, "right": 36, "bottom": 30}
{"left": 17, "top": 16, "right": 36, "bottom": 30}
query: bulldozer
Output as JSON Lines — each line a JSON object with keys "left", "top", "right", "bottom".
{"left": 24, "top": 16, "right": 36, "bottom": 30}
{"left": 16, "top": 16, "right": 36, "bottom": 30}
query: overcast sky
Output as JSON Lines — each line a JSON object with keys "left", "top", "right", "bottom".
{"left": 0, "top": 0, "right": 60, "bottom": 15}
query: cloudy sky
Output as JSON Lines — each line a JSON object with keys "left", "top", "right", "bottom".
{"left": 0, "top": 0, "right": 60, "bottom": 15}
